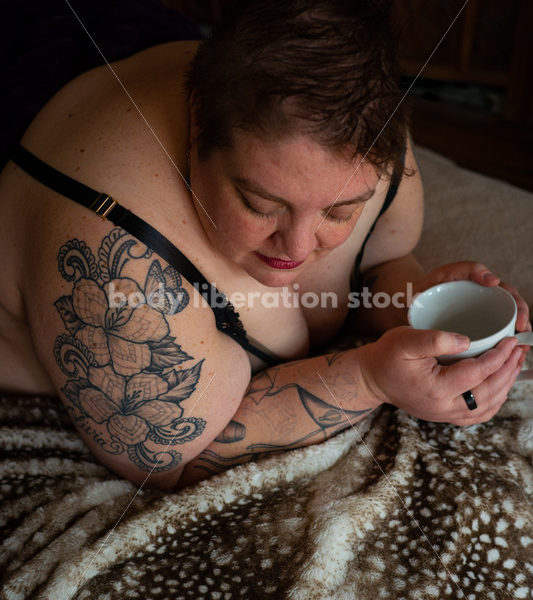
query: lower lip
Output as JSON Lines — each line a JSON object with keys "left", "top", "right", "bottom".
{"left": 254, "top": 252, "right": 304, "bottom": 270}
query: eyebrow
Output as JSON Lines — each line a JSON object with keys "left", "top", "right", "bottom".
{"left": 233, "top": 176, "right": 375, "bottom": 208}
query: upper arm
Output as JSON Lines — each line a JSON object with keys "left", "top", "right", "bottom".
{"left": 359, "top": 136, "right": 424, "bottom": 271}
{"left": 24, "top": 213, "right": 251, "bottom": 488}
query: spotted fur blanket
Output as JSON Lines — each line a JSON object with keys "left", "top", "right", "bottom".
{"left": 2, "top": 361, "right": 533, "bottom": 600}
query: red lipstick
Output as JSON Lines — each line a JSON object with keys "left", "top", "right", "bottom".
{"left": 255, "top": 252, "right": 303, "bottom": 270}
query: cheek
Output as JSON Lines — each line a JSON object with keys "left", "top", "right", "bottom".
{"left": 197, "top": 184, "right": 257, "bottom": 246}
{"left": 215, "top": 209, "right": 273, "bottom": 249}
{"left": 318, "top": 226, "right": 353, "bottom": 248}
{"left": 317, "top": 214, "right": 363, "bottom": 248}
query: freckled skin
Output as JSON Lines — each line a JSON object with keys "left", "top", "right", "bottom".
{"left": 189, "top": 132, "right": 380, "bottom": 290}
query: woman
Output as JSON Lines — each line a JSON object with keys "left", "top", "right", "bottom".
{"left": 0, "top": 0, "right": 529, "bottom": 489}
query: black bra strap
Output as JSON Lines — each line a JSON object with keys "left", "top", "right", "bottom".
{"left": 12, "top": 145, "right": 278, "bottom": 365}
{"left": 351, "top": 146, "right": 407, "bottom": 293}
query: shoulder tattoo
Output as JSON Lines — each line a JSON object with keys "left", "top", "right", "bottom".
{"left": 52, "top": 228, "right": 206, "bottom": 473}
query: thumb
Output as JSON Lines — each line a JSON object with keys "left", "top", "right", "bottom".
{"left": 401, "top": 327, "right": 470, "bottom": 359}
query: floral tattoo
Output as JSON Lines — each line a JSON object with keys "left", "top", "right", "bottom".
{"left": 53, "top": 228, "right": 206, "bottom": 473}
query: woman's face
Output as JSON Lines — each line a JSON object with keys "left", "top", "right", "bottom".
{"left": 189, "top": 132, "right": 380, "bottom": 288}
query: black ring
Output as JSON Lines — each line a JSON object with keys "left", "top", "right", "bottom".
{"left": 462, "top": 390, "right": 477, "bottom": 411}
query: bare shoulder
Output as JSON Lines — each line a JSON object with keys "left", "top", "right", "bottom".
{"left": 11, "top": 39, "right": 207, "bottom": 305}
{"left": 0, "top": 42, "right": 204, "bottom": 312}
{"left": 359, "top": 136, "right": 424, "bottom": 270}
{"left": 1, "top": 41, "right": 255, "bottom": 487}
{"left": 19, "top": 40, "right": 200, "bottom": 181}
{"left": 1, "top": 39, "right": 204, "bottom": 314}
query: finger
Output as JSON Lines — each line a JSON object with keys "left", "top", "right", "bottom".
{"left": 499, "top": 358, "right": 524, "bottom": 400}
{"left": 499, "top": 281, "right": 531, "bottom": 332}
{"left": 516, "top": 347, "right": 529, "bottom": 364}
{"left": 459, "top": 359, "right": 522, "bottom": 426}
{"left": 444, "top": 336, "right": 518, "bottom": 397}
{"left": 469, "top": 264, "right": 500, "bottom": 287}
{"left": 454, "top": 346, "right": 522, "bottom": 423}
{"left": 470, "top": 346, "right": 523, "bottom": 411}
{"left": 427, "top": 261, "right": 499, "bottom": 287}
{"left": 401, "top": 327, "right": 470, "bottom": 359}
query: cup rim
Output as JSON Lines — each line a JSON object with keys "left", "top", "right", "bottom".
{"left": 408, "top": 280, "right": 517, "bottom": 347}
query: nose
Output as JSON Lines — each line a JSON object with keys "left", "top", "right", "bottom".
{"left": 271, "top": 215, "right": 319, "bottom": 262}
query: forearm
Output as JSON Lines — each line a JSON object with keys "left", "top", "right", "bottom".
{"left": 178, "top": 348, "right": 380, "bottom": 486}
{"left": 354, "top": 252, "right": 426, "bottom": 335}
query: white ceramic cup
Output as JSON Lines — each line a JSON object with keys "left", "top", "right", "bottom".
{"left": 407, "top": 280, "right": 518, "bottom": 362}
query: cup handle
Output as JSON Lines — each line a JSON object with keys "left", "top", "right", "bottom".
{"left": 514, "top": 332, "right": 533, "bottom": 382}
{"left": 515, "top": 332, "right": 533, "bottom": 346}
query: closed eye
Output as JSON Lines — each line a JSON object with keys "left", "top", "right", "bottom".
{"left": 237, "top": 190, "right": 279, "bottom": 219}
{"left": 237, "top": 185, "right": 365, "bottom": 223}
{"left": 323, "top": 211, "right": 355, "bottom": 223}
{"left": 322, "top": 203, "right": 363, "bottom": 224}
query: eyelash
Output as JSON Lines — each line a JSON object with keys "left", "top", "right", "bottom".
{"left": 238, "top": 191, "right": 356, "bottom": 224}
{"left": 323, "top": 211, "right": 356, "bottom": 224}
{"left": 238, "top": 191, "right": 274, "bottom": 219}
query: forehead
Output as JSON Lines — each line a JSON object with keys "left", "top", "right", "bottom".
{"left": 219, "top": 132, "right": 380, "bottom": 204}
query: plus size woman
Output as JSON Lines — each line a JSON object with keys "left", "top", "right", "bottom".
{"left": 0, "top": 0, "right": 529, "bottom": 489}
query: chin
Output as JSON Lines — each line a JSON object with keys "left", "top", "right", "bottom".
{"left": 244, "top": 265, "right": 302, "bottom": 288}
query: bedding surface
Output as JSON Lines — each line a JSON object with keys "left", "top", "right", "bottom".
{"left": 1, "top": 355, "right": 532, "bottom": 600}
{"left": 414, "top": 146, "right": 533, "bottom": 308}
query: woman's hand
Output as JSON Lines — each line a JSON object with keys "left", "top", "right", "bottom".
{"left": 413, "top": 261, "right": 531, "bottom": 333}
{"left": 358, "top": 326, "right": 525, "bottom": 426}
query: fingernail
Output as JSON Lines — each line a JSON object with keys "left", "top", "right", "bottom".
{"left": 453, "top": 333, "right": 470, "bottom": 348}
{"left": 482, "top": 271, "right": 497, "bottom": 281}
{"left": 511, "top": 348, "right": 519, "bottom": 361}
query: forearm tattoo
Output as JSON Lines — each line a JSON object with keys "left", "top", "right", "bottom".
{"left": 192, "top": 365, "right": 370, "bottom": 476}
{"left": 53, "top": 228, "right": 205, "bottom": 473}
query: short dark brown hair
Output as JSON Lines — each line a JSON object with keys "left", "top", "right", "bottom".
{"left": 186, "top": 0, "right": 408, "bottom": 175}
